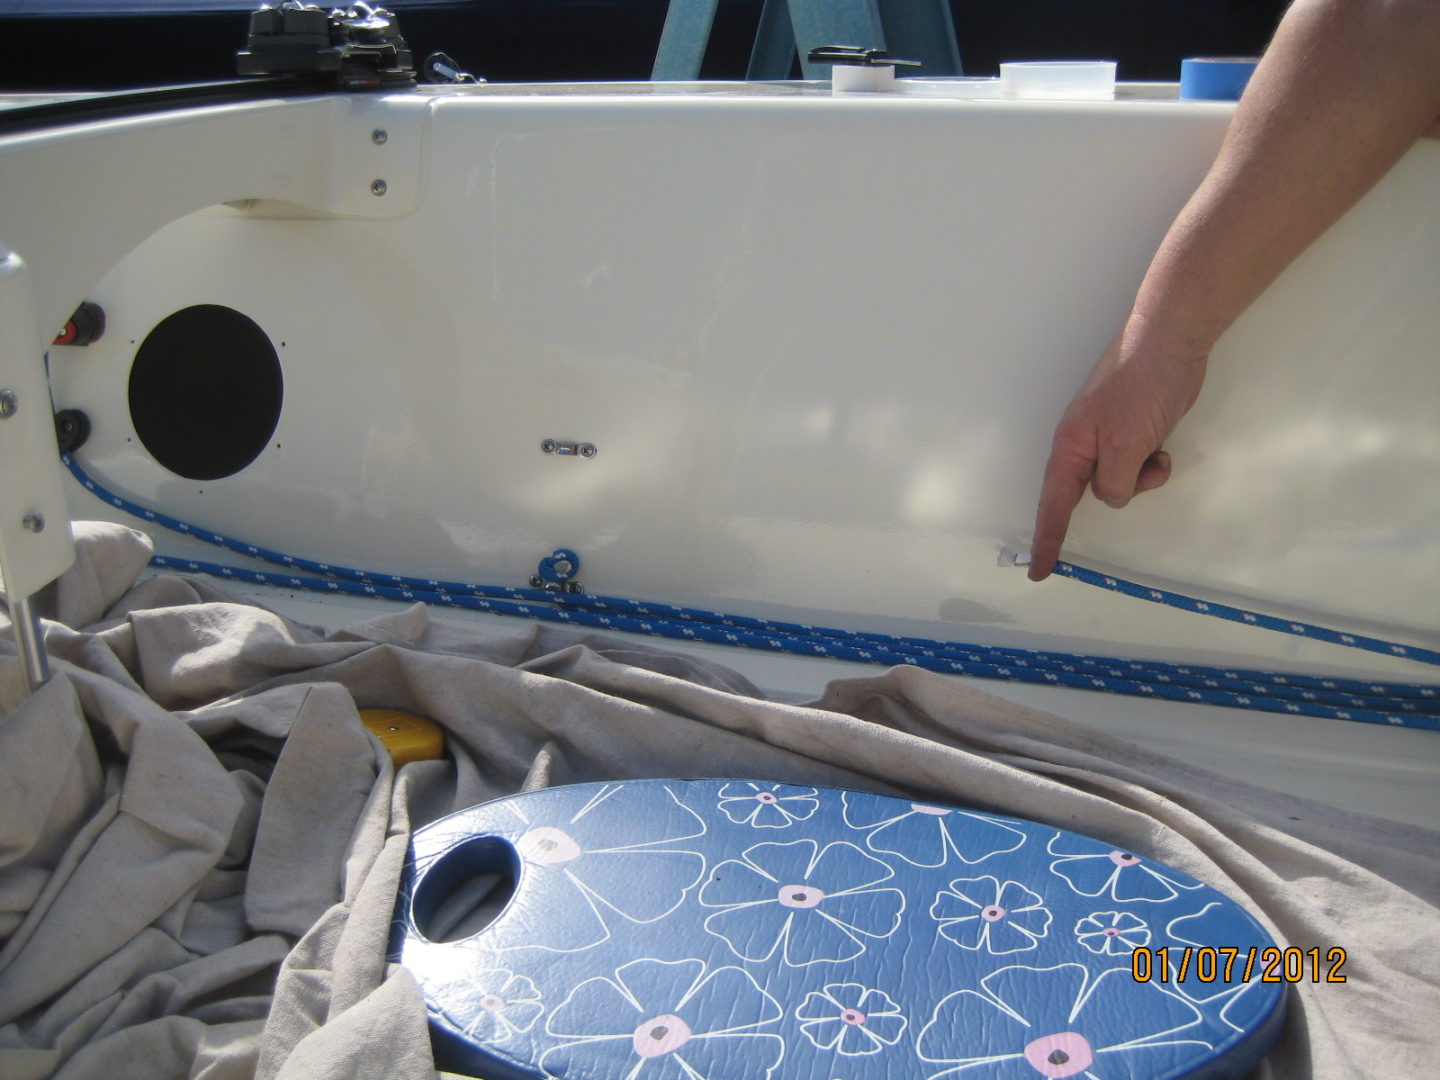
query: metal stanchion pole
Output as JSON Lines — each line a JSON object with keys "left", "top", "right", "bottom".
{"left": 9, "top": 593, "right": 50, "bottom": 692}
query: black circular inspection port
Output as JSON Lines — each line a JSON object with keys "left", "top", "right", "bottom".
{"left": 128, "top": 304, "right": 283, "bottom": 481}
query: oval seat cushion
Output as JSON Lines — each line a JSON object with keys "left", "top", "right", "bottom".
{"left": 394, "top": 779, "right": 1286, "bottom": 1080}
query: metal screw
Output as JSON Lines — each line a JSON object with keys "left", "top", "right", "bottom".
{"left": 22, "top": 512, "right": 44, "bottom": 533}
{"left": 371, "top": 178, "right": 388, "bottom": 196}
{"left": 579, "top": 443, "right": 598, "bottom": 458}
{"left": 540, "top": 439, "right": 557, "bottom": 454}
{"left": 0, "top": 389, "right": 17, "bottom": 419}
{"left": 371, "top": 128, "right": 388, "bottom": 145}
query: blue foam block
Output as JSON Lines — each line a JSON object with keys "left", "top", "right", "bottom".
{"left": 394, "top": 779, "right": 1286, "bottom": 1079}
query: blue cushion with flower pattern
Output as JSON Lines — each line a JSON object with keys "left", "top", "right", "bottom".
{"left": 394, "top": 779, "right": 1286, "bottom": 1080}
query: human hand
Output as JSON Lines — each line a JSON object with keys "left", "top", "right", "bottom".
{"left": 1028, "top": 326, "right": 1208, "bottom": 581}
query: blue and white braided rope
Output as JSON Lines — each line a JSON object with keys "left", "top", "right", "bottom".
{"left": 64, "top": 453, "right": 1439, "bottom": 731}
{"left": 1051, "top": 562, "right": 1440, "bottom": 668}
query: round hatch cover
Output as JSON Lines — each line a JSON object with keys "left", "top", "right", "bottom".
{"left": 128, "top": 304, "right": 282, "bottom": 481}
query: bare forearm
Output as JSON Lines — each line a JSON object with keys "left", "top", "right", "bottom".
{"left": 1131, "top": 0, "right": 1440, "bottom": 356}
{"left": 1027, "top": 0, "right": 1440, "bottom": 580}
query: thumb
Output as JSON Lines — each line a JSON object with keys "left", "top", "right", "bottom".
{"left": 1134, "top": 450, "right": 1172, "bottom": 494}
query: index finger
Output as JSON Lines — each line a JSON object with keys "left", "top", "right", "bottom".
{"left": 1029, "top": 450, "right": 1093, "bottom": 581}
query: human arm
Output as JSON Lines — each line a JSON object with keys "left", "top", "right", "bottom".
{"left": 1028, "top": 0, "right": 1440, "bottom": 581}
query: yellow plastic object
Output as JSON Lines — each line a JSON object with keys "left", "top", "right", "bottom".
{"left": 358, "top": 708, "right": 445, "bottom": 767}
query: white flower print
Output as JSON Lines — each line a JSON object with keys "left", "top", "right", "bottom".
{"left": 717, "top": 782, "right": 820, "bottom": 829}
{"left": 796, "top": 983, "right": 907, "bottom": 1056}
{"left": 698, "top": 839, "right": 906, "bottom": 966}
{"left": 842, "top": 792, "right": 1026, "bottom": 867}
{"left": 1047, "top": 833, "right": 1204, "bottom": 904}
{"left": 540, "top": 957, "right": 784, "bottom": 1080}
{"left": 434, "top": 967, "right": 543, "bottom": 1044}
{"left": 491, "top": 783, "right": 708, "bottom": 953}
{"left": 1074, "top": 911, "right": 1150, "bottom": 956}
{"left": 916, "top": 963, "right": 1210, "bottom": 1080}
{"left": 931, "top": 877, "right": 1052, "bottom": 954}
{"left": 1163, "top": 903, "right": 1279, "bottom": 1032}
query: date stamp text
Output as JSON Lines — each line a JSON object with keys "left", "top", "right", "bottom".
{"left": 1131, "top": 946, "right": 1347, "bottom": 984}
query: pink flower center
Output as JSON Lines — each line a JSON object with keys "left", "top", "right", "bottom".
{"left": 756, "top": 792, "right": 778, "bottom": 804}
{"left": 1023, "top": 1032, "right": 1095, "bottom": 1078}
{"left": 517, "top": 827, "right": 582, "bottom": 866}
{"left": 479, "top": 995, "right": 506, "bottom": 1012}
{"left": 841, "top": 1009, "right": 867, "bottom": 1026}
{"left": 1108, "top": 850, "right": 1141, "bottom": 867}
{"left": 632, "top": 1014, "right": 692, "bottom": 1059}
{"left": 778, "top": 884, "right": 826, "bottom": 909}
{"left": 982, "top": 906, "right": 1007, "bottom": 922}
{"left": 1103, "top": 927, "right": 1121, "bottom": 937}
